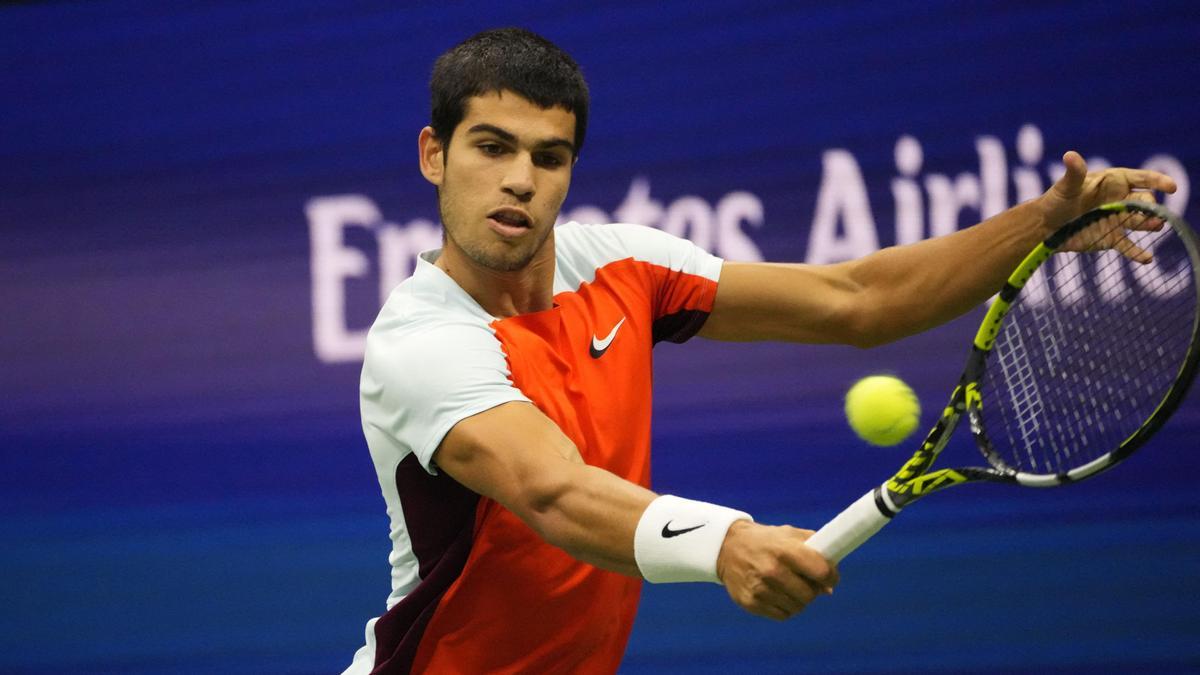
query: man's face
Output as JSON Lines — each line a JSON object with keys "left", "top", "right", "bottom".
{"left": 420, "top": 90, "right": 576, "bottom": 272}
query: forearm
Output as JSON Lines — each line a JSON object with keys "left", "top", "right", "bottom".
{"left": 845, "top": 196, "right": 1052, "bottom": 345}
{"left": 523, "top": 462, "right": 655, "bottom": 577}
{"left": 435, "top": 404, "right": 818, "bottom": 600}
{"left": 703, "top": 198, "right": 1053, "bottom": 346}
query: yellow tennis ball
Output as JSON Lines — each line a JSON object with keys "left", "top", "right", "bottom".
{"left": 844, "top": 375, "right": 921, "bottom": 446}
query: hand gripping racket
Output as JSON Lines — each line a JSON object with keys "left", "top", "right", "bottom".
{"left": 806, "top": 200, "right": 1200, "bottom": 563}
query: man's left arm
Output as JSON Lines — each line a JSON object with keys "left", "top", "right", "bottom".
{"left": 699, "top": 151, "right": 1177, "bottom": 347}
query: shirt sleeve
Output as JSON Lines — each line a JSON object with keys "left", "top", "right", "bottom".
{"left": 604, "top": 223, "right": 724, "bottom": 344}
{"left": 360, "top": 319, "right": 530, "bottom": 474}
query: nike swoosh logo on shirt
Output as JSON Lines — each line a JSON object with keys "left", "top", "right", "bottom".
{"left": 661, "top": 521, "right": 706, "bottom": 538}
{"left": 589, "top": 317, "right": 626, "bottom": 359}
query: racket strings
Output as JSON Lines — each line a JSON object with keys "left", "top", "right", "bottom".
{"left": 981, "top": 210, "right": 1196, "bottom": 475}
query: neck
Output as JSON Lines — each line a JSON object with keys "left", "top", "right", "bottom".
{"left": 435, "top": 237, "right": 557, "bottom": 318}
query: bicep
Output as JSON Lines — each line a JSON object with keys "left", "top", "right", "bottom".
{"left": 699, "top": 261, "right": 871, "bottom": 344}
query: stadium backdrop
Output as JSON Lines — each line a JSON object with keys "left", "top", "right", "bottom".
{"left": 2, "top": 1, "right": 1197, "bottom": 673}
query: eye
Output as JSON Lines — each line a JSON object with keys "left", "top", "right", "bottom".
{"left": 479, "top": 142, "right": 505, "bottom": 156}
{"left": 536, "top": 152, "right": 566, "bottom": 169}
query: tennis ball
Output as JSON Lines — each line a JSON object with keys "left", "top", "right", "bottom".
{"left": 844, "top": 375, "right": 921, "bottom": 447}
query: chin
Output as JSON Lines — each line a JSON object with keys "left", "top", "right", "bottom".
{"left": 468, "top": 245, "right": 538, "bottom": 272}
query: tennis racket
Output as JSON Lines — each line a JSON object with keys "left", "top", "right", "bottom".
{"left": 805, "top": 200, "right": 1200, "bottom": 563}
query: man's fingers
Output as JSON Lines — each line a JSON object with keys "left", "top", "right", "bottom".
{"left": 1052, "top": 150, "right": 1088, "bottom": 199}
{"left": 780, "top": 538, "right": 840, "bottom": 589}
{"left": 1125, "top": 169, "right": 1177, "bottom": 194}
{"left": 758, "top": 603, "right": 793, "bottom": 622}
{"left": 1121, "top": 210, "right": 1164, "bottom": 233}
{"left": 734, "top": 577, "right": 811, "bottom": 621}
{"left": 722, "top": 524, "right": 842, "bottom": 622}
{"left": 762, "top": 570, "right": 818, "bottom": 610}
{"left": 1087, "top": 225, "right": 1151, "bottom": 264}
{"left": 1127, "top": 189, "right": 1157, "bottom": 204}
{"left": 1063, "top": 150, "right": 1087, "bottom": 177}
{"left": 1114, "top": 233, "right": 1152, "bottom": 264}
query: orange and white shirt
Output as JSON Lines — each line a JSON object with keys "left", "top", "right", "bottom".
{"left": 346, "top": 222, "right": 723, "bottom": 674}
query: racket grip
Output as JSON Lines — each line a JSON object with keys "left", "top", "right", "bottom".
{"left": 804, "top": 487, "right": 895, "bottom": 563}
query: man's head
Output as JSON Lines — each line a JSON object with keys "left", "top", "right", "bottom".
{"left": 419, "top": 29, "right": 589, "bottom": 274}
{"left": 429, "top": 27, "right": 589, "bottom": 157}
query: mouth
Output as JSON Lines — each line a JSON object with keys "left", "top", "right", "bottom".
{"left": 487, "top": 207, "right": 533, "bottom": 238}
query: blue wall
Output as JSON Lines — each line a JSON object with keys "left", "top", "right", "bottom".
{"left": 3, "top": 2, "right": 1198, "bottom": 672}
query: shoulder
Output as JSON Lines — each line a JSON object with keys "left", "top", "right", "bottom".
{"left": 554, "top": 222, "right": 724, "bottom": 288}
{"left": 361, "top": 279, "right": 527, "bottom": 472}
{"left": 364, "top": 255, "right": 508, "bottom": 387}
{"left": 367, "top": 251, "right": 495, "bottom": 351}
{"left": 555, "top": 220, "right": 697, "bottom": 259}
{"left": 364, "top": 299, "right": 500, "bottom": 386}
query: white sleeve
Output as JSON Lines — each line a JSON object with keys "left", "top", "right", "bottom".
{"left": 601, "top": 223, "right": 723, "bottom": 342}
{"left": 554, "top": 222, "right": 723, "bottom": 289}
{"left": 360, "top": 319, "right": 530, "bottom": 474}
{"left": 603, "top": 222, "right": 723, "bottom": 283}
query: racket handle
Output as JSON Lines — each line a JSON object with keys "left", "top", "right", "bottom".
{"left": 804, "top": 487, "right": 895, "bottom": 563}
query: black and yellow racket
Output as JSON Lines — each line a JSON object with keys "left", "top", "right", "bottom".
{"left": 806, "top": 200, "right": 1200, "bottom": 563}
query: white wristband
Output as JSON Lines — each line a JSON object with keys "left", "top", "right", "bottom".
{"left": 633, "top": 494, "right": 753, "bottom": 584}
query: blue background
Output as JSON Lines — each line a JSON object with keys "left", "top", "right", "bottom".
{"left": 3, "top": 1, "right": 1198, "bottom": 672}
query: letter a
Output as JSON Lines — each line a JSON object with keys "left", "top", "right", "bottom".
{"left": 807, "top": 150, "right": 879, "bottom": 264}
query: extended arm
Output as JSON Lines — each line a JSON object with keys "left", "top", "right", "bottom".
{"left": 434, "top": 400, "right": 653, "bottom": 576}
{"left": 700, "top": 152, "right": 1177, "bottom": 346}
{"left": 433, "top": 400, "right": 839, "bottom": 619}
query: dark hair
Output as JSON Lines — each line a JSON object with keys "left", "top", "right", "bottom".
{"left": 430, "top": 28, "right": 590, "bottom": 156}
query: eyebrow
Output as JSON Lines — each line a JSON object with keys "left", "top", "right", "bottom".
{"left": 466, "top": 123, "right": 575, "bottom": 154}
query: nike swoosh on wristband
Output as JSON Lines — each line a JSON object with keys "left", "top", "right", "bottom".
{"left": 589, "top": 317, "right": 626, "bottom": 359}
{"left": 661, "top": 521, "right": 706, "bottom": 538}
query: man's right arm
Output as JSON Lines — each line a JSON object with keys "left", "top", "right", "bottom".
{"left": 432, "top": 400, "right": 839, "bottom": 620}
{"left": 434, "top": 400, "right": 653, "bottom": 576}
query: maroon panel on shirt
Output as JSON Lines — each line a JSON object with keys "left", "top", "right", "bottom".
{"left": 652, "top": 308, "right": 710, "bottom": 344}
{"left": 370, "top": 454, "right": 479, "bottom": 674}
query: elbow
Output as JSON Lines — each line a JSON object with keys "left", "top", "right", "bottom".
{"left": 845, "top": 314, "right": 894, "bottom": 348}
{"left": 849, "top": 329, "right": 888, "bottom": 348}
{"left": 515, "top": 466, "right": 601, "bottom": 565}
{"left": 838, "top": 293, "right": 902, "bottom": 349}
{"left": 513, "top": 470, "right": 576, "bottom": 544}
{"left": 828, "top": 290, "right": 886, "bottom": 348}
{"left": 817, "top": 263, "right": 894, "bottom": 348}
{"left": 844, "top": 317, "right": 909, "bottom": 349}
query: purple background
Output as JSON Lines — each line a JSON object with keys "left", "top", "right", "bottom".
{"left": 2, "top": 1, "right": 1198, "bottom": 672}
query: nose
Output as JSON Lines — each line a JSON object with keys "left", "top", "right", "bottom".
{"left": 501, "top": 154, "right": 535, "bottom": 202}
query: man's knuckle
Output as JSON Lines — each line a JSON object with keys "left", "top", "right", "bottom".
{"left": 820, "top": 564, "right": 836, "bottom": 583}
{"left": 734, "top": 588, "right": 754, "bottom": 607}
{"left": 765, "top": 562, "right": 787, "bottom": 580}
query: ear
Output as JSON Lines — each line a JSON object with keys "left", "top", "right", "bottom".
{"left": 418, "top": 126, "right": 445, "bottom": 186}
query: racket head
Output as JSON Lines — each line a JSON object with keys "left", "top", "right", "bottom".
{"left": 968, "top": 201, "right": 1200, "bottom": 486}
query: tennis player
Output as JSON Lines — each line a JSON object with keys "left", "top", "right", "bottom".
{"left": 344, "top": 27, "right": 1175, "bottom": 674}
